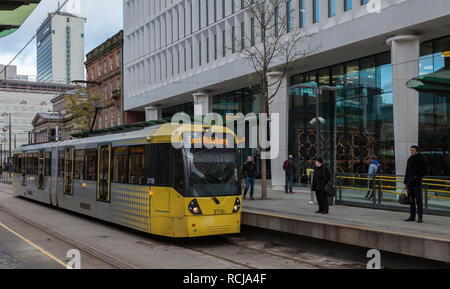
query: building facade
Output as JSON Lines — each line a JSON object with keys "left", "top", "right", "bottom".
{"left": 85, "top": 30, "right": 137, "bottom": 128}
{"left": 123, "top": 0, "right": 450, "bottom": 189}
{"left": 36, "top": 12, "right": 85, "bottom": 84}
{"left": 0, "top": 79, "right": 74, "bottom": 155}
{"left": 31, "top": 113, "right": 61, "bottom": 144}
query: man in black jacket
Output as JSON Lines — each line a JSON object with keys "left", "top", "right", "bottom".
{"left": 404, "top": 146, "right": 427, "bottom": 223}
{"left": 283, "top": 155, "right": 296, "bottom": 194}
{"left": 311, "top": 158, "right": 331, "bottom": 214}
{"left": 243, "top": 156, "right": 257, "bottom": 200}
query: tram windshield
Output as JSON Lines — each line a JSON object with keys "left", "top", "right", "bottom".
{"left": 187, "top": 148, "right": 240, "bottom": 197}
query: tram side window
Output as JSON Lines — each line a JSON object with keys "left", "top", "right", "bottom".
{"left": 156, "top": 144, "right": 170, "bottom": 186}
{"left": 74, "top": 150, "right": 85, "bottom": 180}
{"left": 45, "top": 153, "right": 51, "bottom": 176}
{"left": 13, "top": 154, "right": 21, "bottom": 173}
{"left": 58, "top": 151, "right": 65, "bottom": 177}
{"left": 129, "top": 146, "right": 145, "bottom": 185}
{"left": 33, "top": 154, "right": 39, "bottom": 175}
{"left": 85, "top": 150, "right": 97, "bottom": 181}
{"left": 112, "top": 147, "right": 128, "bottom": 184}
{"left": 26, "top": 155, "right": 32, "bottom": 175}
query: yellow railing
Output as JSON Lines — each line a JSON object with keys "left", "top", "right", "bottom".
{"left": 336, "top": 175, "right": 450, "bottom": 201}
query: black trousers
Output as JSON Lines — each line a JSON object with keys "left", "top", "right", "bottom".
{"left": 408, "top": 184, "right": 423, "bottom": 220}
{"left": 315, "top": 190, "right": 329, "bottom": 213}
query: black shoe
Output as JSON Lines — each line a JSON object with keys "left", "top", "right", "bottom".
{"left": 250, "top": 197, "right": 255, "bottom": 201}
{"left": 418, "top": 219, "right": 423, "bottom": 224}
{"left": 321, "top": 212, "right": 329, "bottom": 215}
{"left": 404, "top": 218, "right": 415, "bottom": 222}
{"left": 315, "top": 211, "right": 323, "bottom": 214}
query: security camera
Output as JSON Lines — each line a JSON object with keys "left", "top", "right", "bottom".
{"left": 310, "top": 117, "right": 326, "bottom": 126}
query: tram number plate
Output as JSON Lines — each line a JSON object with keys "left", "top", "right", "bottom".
{"left": 214, "top": 209, "right": 225, "bottom": 215}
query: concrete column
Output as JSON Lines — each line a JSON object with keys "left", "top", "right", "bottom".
{"left": 145, "top": 106, "right": 161, "bottom": 121}
{"left": 386, "top": 35, "right": 421, "bottom": 176}
{"left": 193, "top": 92, "right": 210, "bottom": 117}
{"left": 267, "top": 71, "right": 289, "bottom": 191}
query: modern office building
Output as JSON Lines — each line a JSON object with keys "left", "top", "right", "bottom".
{"left": 36, "top": 11, "right": 85, "bottom": 84}
{"left": 123, "top": 0, "right": 450, "bottom": 189}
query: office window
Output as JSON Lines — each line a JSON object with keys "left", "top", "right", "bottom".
{"left": 275, "top": 6, "right": 280, "bottom": 37}
{"left": 232, "top": 26, "right": 236, "bottom": 53}
{"left": 299, "top": 0, "right": 305, "bottom": 28}
{"left": 361, "top": 0, "right": 369, "bottom": 5}
{"left": 222, "top": 30, "right": 226, "bottom": 57}
{"left": 328, "top": 0, "right": 335, "bottom": 17}
{"left": 214, "top": 34, "right": 218, "bottom": 60}
{"left": 313, "top": 0, "right": 319, "bottom": 23}
{"left": 199, "top": 40, "right": 202, "bottom": 66}
{"left": 286, "top": 0, "right": 293, "bottom": 33}
{"left": 206, "top": 38, "right": 210, "bottom": 63}
{"left": 250, "top": 17, "right": 255, "bottom": 46}
{"left": 344, "top": 0, "right": 352, "bottom": 11}
{"left": 199, "top": 0, "right": 202, "bottom": 29}
{"left": 240, "top": 21, "right": 245, "bottom": 50}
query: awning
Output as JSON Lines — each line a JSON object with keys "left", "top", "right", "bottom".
{"left": 0, "top": 1, "right": 41, "bottom": 38}
{"left": 406, "top": 70, "right": 450, "bottom": 92}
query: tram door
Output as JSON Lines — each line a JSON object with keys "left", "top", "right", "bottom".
{"left": 21, "top": 153, "right": 27, "bottom": 186}
{"left": 64, "top": 148, "right": 74, "bottom": 195}
{"left": 97, "top": 145, "right": 111, "bottom": 202}
{"left": 38, "top": 151, "right": 45, "bottom": 190}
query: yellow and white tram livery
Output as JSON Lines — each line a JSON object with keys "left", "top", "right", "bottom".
{"left": 11, "top": 124, "right": 242, "bottom": 238}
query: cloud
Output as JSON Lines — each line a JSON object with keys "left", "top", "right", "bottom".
{"left": 0, "top": 0, "right": 123, "bottom": 76}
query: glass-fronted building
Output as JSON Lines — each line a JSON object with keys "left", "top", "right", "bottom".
{"left": 288, "top": 52, "right": 394, "bottom": 184}
{"left": 418, "top": 36, "right": 450, "bottom": 177}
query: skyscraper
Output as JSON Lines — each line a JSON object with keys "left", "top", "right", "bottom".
{"left": 36, "top": 12, "right": 85, "bottom": 84}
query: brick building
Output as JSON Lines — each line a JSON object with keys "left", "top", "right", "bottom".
{"left": 85, "top": 30, "right": 144, "bottom": 129}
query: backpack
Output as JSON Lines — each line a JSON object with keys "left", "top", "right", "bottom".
{"left": 283, "top": 160, "right": 290, "bottom": 173}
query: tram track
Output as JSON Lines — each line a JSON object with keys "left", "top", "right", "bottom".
{"left": 0, "top": 203, "right": 136, "bottom": 269}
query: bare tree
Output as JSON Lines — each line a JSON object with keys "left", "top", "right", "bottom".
{"left": 237, "top": 0, "right": 318, "bottom": 199}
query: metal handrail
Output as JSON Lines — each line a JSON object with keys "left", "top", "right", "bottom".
{"left": 335, "top": 173, "right": 450, "bottom": 215}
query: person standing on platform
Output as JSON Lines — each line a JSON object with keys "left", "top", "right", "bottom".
{"left": 404, "top": 146, "right": 427, "bottom": 223}
{"left": 283, "top": 155, "right": 296, "bottom": 194}
{"left": 242, "top": 156, "right": 257, "bottom": 200}
{"left": 311, "top": 158, "right": 331, "bottom": 215}
{"left": 365, "top": 156, "right": 380, "bottom": 200}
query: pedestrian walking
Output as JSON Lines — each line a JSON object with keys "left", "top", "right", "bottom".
{"left": 404, "top": 146, "right": 427, "bottom": 223}
{"left": 283, "top": 155, "right": 296, "bottom": 194}
{"left": 242, "top": 156, "right": 257, "bottom": 200}
{"left": 311, "top": 158, "right": 331, "bottom": 214}
{"left": 365, "top": 157, "right": 380, "bottom": 200}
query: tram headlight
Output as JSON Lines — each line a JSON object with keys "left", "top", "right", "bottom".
{"left": 188, "top": 199, "right": 203, "bottom": 215}
{"left": 233, "top": 198, "right": 241, "bottom": 213}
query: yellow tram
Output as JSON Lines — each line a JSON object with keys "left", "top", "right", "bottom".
{"left": 12, "top": 123, "right": 242, "bottom": 238}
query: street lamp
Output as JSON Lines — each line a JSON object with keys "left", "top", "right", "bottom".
{"left": 292, "top": 83, "right": 340, "bottom": 159}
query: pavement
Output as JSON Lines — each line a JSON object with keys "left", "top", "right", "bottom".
{"left": 242, "top": 186, "right": 450, "bottom": 263}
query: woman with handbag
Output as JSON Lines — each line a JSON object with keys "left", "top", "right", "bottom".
{"left": 311, "top": 158, "right": 331, "bottom": 215}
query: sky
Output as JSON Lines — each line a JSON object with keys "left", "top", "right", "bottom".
{"left": 0, "top": 0, "right": 123, "bottom": 78}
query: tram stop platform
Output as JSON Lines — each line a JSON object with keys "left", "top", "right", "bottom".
{"left": 241, "top": 187, "right": 450, "bottom": 264}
